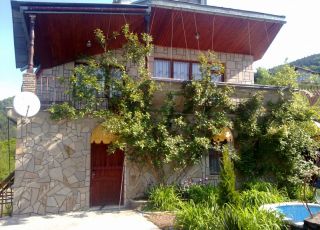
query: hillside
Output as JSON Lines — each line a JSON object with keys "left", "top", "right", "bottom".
{"left": 0, "top": 97, "right": 16, "bottom": 140}
{"left": 290, "top": 53, "right": 320, "bottom": 73}
{"left": 0, "top": 97, "right": 16, "bottom": 180}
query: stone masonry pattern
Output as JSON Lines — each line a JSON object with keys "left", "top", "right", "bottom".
{"left": 13, "top": 112, "right": 97, "bottom": 215}
{"left": 15, "top": 47, "right": 255, "bottom": 215}
{"left": 34, "top": 47, "right": 254, "bottom": 106}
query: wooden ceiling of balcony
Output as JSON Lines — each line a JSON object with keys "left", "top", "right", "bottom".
{"left": 33, "top": 7, "right": 283, "bottom": 69}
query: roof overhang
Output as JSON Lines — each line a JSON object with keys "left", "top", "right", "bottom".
{"left": 11, "top": 0, "right": 286, "bottom": 69}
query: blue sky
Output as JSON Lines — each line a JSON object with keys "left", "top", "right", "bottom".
{"left": 1, "top": 0, "right": 320, "bottom": 100}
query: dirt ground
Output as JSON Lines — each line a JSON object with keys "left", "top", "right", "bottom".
{"left": 144, "top": 212, "right": 176, "bottom": 230}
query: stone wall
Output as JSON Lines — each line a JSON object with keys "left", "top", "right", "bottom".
{"left": 13, "top": 112, "right": 97, "bottom": 215}
{"left": 150, "top": 46, "right": 254, "bottom": 84}
{"left": 35, "top": 47, "right": 254, "bottom": 105}
{"left": 36, "top": 62, "right": 74, "bottom": 107}
{"left": 12, "top": 109, "right": 219, "bottom": 215}
{"left": 22, "top": 73, "right": 36, "bottom": 93}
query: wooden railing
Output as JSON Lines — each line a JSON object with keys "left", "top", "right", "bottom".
{"left": 0, "top": 172, "right": 14, "bottom": 218}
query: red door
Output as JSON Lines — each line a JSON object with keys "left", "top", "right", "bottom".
{"left": 90, "top": 143, "right": 125, "bottom": 206}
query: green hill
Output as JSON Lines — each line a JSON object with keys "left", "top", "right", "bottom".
{"left": 290, "top": 53, "right": 320, "bottom": 73}
{"left": 0, "top": 97, "right": 16, "bottom": 140}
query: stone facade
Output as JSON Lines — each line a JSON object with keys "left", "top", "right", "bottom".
{"left": 13, "top": 47, "right": 267, "bottom": 215}
{"left": 36, "top": 62, "right": 74, "bottom": 107}
{"left": 13, "top": 112, "right": 96, "bottom": 215}
{"left": 35, "top": 46, "right": 254, "bottom": 106}
{"left": 12, "top": 109, "right": 218, "bottom": 215}
{"left": 22, "top": 73, "right": 36, "bottom": 93}
{"left": 151, "top": 46, "right": 254, "bottom": 84}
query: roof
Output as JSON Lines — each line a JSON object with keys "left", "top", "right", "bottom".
{"left": 11, "top": 0, "right": 286, "bottom": 69}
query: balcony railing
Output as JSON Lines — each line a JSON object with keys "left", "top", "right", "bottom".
{"left": 36, "top": 75, "right": 109, "bottom": 110}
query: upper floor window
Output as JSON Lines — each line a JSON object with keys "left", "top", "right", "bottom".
{"left": 192, "top": 63, "right": 224, "bottom": 82}
{"left": 154, "top": 59, "right": 170, "bottom": 78}
{"left": 173, "top": 61, "right": 189, "bottom": 80}
{"left": 153, "top": 58, "right": 224, "bottom": 82}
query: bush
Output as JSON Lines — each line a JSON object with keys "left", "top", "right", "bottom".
{"left": 239, "top": 189, "right": 288, "bottom": 208}
{"left": 242, "top": 180, "right": 278, "bottom": 193}
{"left": 294, "top": 184, "right": 315, "bottom": 202}
{"left": 220, "top": 205, "right": 286, "bottom": 230}
{"left": 183, "top": 184, "right": 218, "bottom": 205}
{"left": 218, "top": 147, "right": 239, "bottom": 206}
{"left": 145, "top": 185, "right": 182, "bottom": 211}
{"left": 175, "top": 202, "right": 220, "bottom": 230}
{"left": 176, "top": 203, "right": 286, "bottom": 230}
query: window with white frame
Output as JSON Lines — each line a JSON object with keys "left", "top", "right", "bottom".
{"left": 153, "top": 59, "right": 170, "bottom": 78}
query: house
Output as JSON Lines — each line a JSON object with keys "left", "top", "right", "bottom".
{"left": 10, "top": 0, "right": 286, "bottom": 215}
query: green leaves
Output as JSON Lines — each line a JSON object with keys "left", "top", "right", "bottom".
{"left": 255, "top": 64, "right": 298, "bottom": 88}
{"left": 234, "top": 91, "right": 320, "bottom": 197}
{"left": 218, "top": 147, "right": 239, "bottom": 206}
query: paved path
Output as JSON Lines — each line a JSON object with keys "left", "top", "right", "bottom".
{"left": 0, "top": 209, "right": 159, "bottom": 230}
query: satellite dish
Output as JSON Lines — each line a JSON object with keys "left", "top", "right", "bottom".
{"left": 13, "top": 92, "right": 41, "bottom": 117}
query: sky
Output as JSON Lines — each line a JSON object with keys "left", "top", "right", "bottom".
{"left": 0, "top": 0, "right": 320, "bottom": 100}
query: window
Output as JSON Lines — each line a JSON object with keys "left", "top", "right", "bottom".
{"left": 154, "top": 59, "right": 170, "bottom": 78}
{"left": 173, "top": 61, "right": 189, "bottom": 80}
{"left": 192, "top": 63, "right": 224, "bottom": 82}
{"left": 209, "top": 149, "right": 221, "bottom": 175}
{"left": 74, "top": 62, "right": 121, "bottom": 98}
{"left": 192, "top": 63, "right": 202, "bottom": 80}
{"left": 154, "top": 59, "right": 224, "bottom": 82}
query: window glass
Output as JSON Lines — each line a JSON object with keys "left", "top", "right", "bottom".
{"left": 173, "top": 61, "right": 189, "bottom": 80}
{"left": 209, "top": 149, "right": 221, "bottom": 175}
{"left": 192, "top": 63, "right": 201, "bottom": 80}
{"left": 192, "top": 63, "right": 224, "bottom": 82}
{"left": 154, "top": 60, "right": 170, "bottom": 78}
{"left": 211, "top": 66, "right": 224, "bottom": 82}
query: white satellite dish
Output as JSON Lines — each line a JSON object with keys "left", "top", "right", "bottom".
{"left": 13, "top": 92, "right": 41, "bottom": 117}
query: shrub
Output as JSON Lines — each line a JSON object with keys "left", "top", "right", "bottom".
{"left": 294, "top": 184, "right": 315, "bottom": 202}
{"left": 239, "top": 189, "right": 288, "bottom": 208}
{"left": 220, "top": 205, "right": 286, "bottom": 230}
{"left": 146, "top": 185, "right": 182, "bottom": 211}
{"left": 218, "top": 147, "right": 239, "bottom": 206}
{"left": 184, "top": 184, "right": 218, "bottom": 205}
{"left": 176, "top": 203, "right": 286, "bottom": 230}
{"left": 242, "top": 180, "right": 278, "bottom": 193}
{"left": 175, "top": 202, "right": 220, "bottom": 230}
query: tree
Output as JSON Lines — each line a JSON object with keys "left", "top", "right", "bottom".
{"left": 255, "top": 64, "right": 298, "bottom": 87}
{"left": 234, "top": 91, "right": 320, "bottom": 198}
{"left": 218, "top": 146, "right": 239, "bottom": 206}
{"left": 49, "top": 25, "right": 233, "bottom": 185}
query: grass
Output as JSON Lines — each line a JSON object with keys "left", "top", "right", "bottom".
{"left": 239, "top": 189, "right": 288, "bottom": 208}
{"left": 145, "top": 185, "right": 182, "bottom": 211}
{"left": 0, "top": 139, "right": 15, "bottom": 181}
{"left": 147, "top": 183, "right": 289, "bottom": 229}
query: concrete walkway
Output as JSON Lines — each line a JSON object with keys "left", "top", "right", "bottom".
{"left": 0, "top": 209, "right": 159, "bottom": 230}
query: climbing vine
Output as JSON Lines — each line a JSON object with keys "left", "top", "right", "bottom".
{"left": 49, "top": 25, "right": 233, "bottom": 184}
{"left": 234, "top": 90, "right": 320, "bottom": 198}
{"left": 49, "top": 25, "right": 320, "bottom": 190}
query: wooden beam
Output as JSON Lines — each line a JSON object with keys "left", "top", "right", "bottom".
{"left": 27, "top": 14, "right": 36, "bottom": 74}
